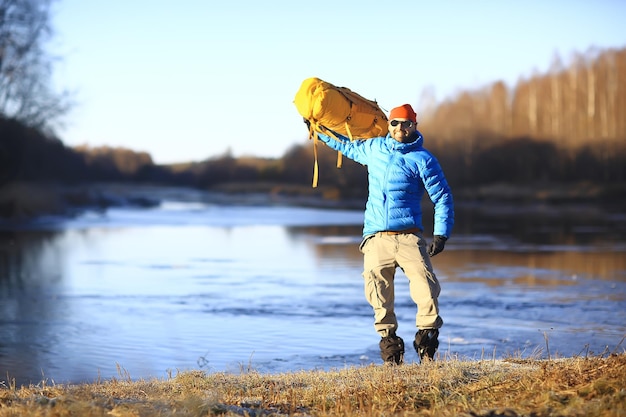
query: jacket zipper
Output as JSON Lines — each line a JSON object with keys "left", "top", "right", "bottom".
{"left": 382, "top": 150, "right": 397, "bottom": 230}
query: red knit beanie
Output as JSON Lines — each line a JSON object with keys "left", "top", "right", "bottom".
{"left": 389, "top": 104, "right": 417, "bottom": 122}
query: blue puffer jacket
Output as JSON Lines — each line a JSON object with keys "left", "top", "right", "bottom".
{"left": 317, "top": 130, "right": 454, "bottom": 238}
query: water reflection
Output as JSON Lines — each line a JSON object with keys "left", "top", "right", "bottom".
{"left": 0, "top": 204, "right": 624, "bottom": 387}
{"left": 0, "top": 230, "right": 71, "bottom": 385}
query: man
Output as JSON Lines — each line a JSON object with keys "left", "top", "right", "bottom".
{"left": 311, "top": 103, "right": 454, "bottom": 365}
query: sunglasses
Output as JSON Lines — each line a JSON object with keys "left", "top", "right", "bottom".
{"left": 390, "top": 120, "right": 414, "bottom": 128}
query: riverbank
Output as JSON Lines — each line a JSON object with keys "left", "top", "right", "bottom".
{"left": 0, "top": 182, "right": 161, "bottom": 223}
{"left": 1, "top": 180, "right": 625, "bottom": 223}
{"left": 1, "top": 354, "right": 624, "bottom": 416}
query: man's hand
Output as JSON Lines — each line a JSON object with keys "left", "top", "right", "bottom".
{"left": 303, "top": 118, "right": 329, "bottom": 133}
{"left": 428, "top": 235, "right": 447, "bottom": 257}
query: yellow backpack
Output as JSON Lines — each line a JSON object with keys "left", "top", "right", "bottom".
{"left": 294, "top": 77, "right": 388, "bottom": 187}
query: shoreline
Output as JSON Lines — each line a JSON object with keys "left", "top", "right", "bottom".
{"left": 1, "top": 180, "right": 624, "bottom": 223}
{"left": 1, "top": 353, "right": 624, "bottom": 416}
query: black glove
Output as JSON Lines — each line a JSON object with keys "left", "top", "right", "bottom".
{"left": 428, "top": 235, "right": 447, "bottom": 257}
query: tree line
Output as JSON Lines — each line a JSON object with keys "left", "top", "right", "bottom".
{"left": 421, "top": 47, "right": 626, "bottom": 186}
{"left": 163, "top": 46, "right": 626, "bottom": 194}
{"left": 1, "top": 0, "right": 624, "bottom": 200}
{"left": 2, "top": 46, "right": 625, "bottom": 200}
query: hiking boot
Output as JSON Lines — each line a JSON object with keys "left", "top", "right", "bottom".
{"left": 414, "top": 329, "right": 439, "bottom": 362}
{"left": 379, "top": 333, "right": 405, "bottom": 365}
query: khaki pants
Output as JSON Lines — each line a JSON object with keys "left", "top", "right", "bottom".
{"left": 359, "top": 232, "right": 443, "bottom": 337}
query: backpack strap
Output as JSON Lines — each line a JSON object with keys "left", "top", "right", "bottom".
{"left": 306, "top": 120, "right": 346, "bottom": 187}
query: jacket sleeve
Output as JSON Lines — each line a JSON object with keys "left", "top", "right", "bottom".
{"left": 420, "top": 154, "right": 454, "bottom": 238}
{"left": 314, "top": 129, "right": 373, "bottom": 166}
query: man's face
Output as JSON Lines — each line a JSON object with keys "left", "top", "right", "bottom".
{"left": 388, "top": 118, "right": 417, "bottom": 143}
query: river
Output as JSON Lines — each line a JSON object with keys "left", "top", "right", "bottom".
{"left": 1, "top": 188, "right": 624, "bottom": 386}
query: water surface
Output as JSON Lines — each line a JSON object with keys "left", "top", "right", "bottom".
{"left": 1, "top": 196, "right": 624, "bottom": 386}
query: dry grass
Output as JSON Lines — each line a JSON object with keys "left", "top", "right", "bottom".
{"left": 0, "top": 353, "right": 624, "bottom": 417}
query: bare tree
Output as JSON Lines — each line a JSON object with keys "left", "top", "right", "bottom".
{"left": 0, "top": 0, "right": 70, "bottom": 131}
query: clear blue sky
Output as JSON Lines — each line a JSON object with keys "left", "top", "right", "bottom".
{"left": 50, "top": 0, "right": 626, "bottom": 164}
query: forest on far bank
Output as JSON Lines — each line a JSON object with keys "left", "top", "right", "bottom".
{"left": 1, "top": 47, "right": 625, "bottom": 206}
